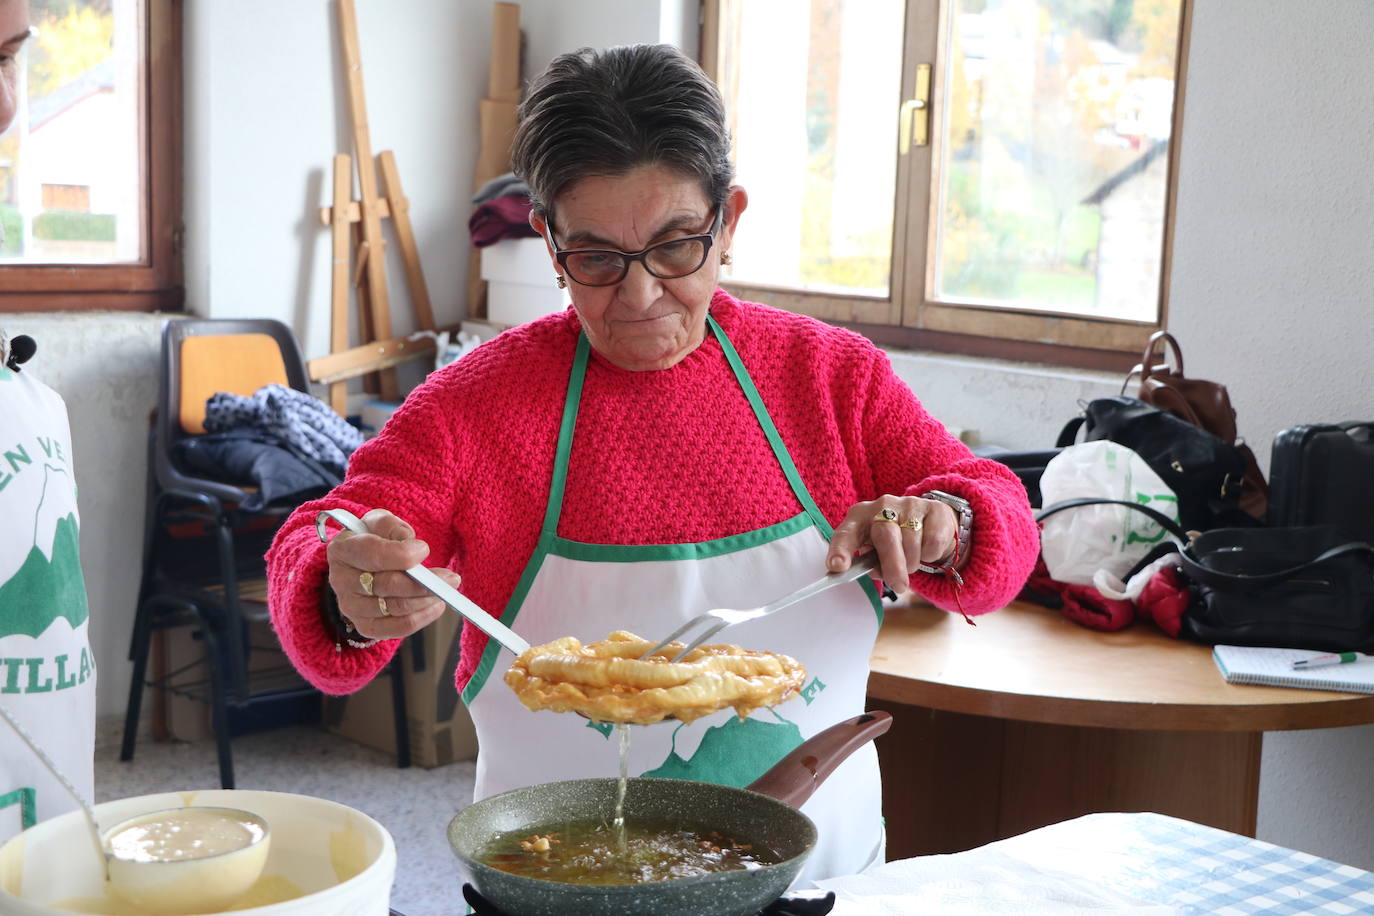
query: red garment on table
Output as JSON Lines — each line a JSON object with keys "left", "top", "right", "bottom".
{"left": 1024, "top": 555, "right": 1136, "bottom": 631}
{"left": 1023, "top": 554, "right": 1193, "bottom": 637}
{"left": 1135, "top": 564, "right": 1191, "bottom": 637}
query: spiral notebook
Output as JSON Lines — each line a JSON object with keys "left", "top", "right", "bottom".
{"left": 1212, "top": 645, "right": 1374, "bottom": 694}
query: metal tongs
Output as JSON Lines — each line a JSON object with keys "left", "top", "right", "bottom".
{"left": 315, "top": 508, "right": 531, "bottom": 656}
{"left": 316, "top": 508, "right": 883, "bottom": 664}
{"left": 643, "top": 552, "right": 883, "bottom": 662}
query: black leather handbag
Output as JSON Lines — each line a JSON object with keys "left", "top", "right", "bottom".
{"left": 1173, "top": 526, "right": 1374, "bottom": 652}
{"left": 1057, "top": 396, "right": 1250, "bottom": 532}
{"left": 983, "top": 397, "right": 1250, "bottom": 525}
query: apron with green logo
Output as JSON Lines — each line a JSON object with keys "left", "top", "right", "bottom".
{"left": 464, "top": 317, "right": 885, "bottom": 882}
{"left": 0, "top": 365, "right": 95, "bottom": 843}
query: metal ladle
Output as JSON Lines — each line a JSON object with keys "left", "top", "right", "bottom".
{"left": 0, "top": 702, "right": 270, "bottom": 914}
{"left": 316, "top": 508, "right": 531, "bottom": 655}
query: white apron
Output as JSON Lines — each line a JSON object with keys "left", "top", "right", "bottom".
{"left": 464, "top": 317, "right": 885, "bottom": 884}
{"left": 0, "top": 364, "right": 96, "bottom": 843}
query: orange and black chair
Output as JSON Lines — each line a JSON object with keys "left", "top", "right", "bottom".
{"left": 121, "top": 318, "right": 411, "bottom": 787}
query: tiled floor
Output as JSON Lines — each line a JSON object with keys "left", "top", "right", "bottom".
{"left": 96, "top": 717, "right": 476, "bottom": 916}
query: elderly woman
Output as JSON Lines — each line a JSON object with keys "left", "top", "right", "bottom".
{"left": 267, "top": 43, "right": 1038, "bottom": 882}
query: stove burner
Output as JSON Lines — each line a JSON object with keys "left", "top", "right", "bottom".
{"left": 461, "top": 883, "right": 836, "bottom": 915}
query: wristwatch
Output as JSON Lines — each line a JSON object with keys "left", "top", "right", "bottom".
{"left": 917, "top": 490, "right": 973, "bottom": 574}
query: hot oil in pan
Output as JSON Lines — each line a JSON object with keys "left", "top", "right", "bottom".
{"left": 475, "top": 817, "right": 781, "bottom": 885}
{"left": 476, "top": 724, "right": 781, "bottom": 885}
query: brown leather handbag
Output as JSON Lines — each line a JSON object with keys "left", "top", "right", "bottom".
{"left": 1124, "top": 331, "right": 1269, "bottom": 521}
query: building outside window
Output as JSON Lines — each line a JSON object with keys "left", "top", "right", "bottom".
{"left": 0, "top": 0, "right": 180, "bottom": 313}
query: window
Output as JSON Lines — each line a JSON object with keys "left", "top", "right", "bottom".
{"left": 0, "top": 0, "right": 181, "bottom": 312}
{"left": 704, "top": 0, "right": 1189, "bottom": 367}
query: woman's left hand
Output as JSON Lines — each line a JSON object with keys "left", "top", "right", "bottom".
{"left": 826, "top": 496, "right": 958, "bottom": 595}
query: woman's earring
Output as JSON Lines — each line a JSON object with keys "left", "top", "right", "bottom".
{"left": 555, "top": 275, "right": 567, "bottom": 289}
{"left": 721, "top": 252, "right": 733, "bottom": 266}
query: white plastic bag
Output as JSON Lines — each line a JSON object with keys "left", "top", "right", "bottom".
{"left": 1039, "top": 440, "right": 1182, "bottom": 585}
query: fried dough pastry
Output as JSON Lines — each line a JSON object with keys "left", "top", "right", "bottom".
{"left": 504, "top": 630, "right": 807, "bottom": 725}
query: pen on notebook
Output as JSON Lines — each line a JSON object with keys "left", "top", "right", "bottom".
{"left": 1291, "top": 652, "right": 1368, "bottom": 670}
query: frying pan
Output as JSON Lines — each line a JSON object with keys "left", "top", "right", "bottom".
{"left": 447, "top": 711, "right": 891, "bottom": 916}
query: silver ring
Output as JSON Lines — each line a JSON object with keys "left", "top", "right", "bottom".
{"left": 359, "top": 571, "right": 375, "bottom": 596}
{"left": 377, "top": 596, "right": 389, "bottom": 617}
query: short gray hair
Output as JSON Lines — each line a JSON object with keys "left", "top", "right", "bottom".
{"left": 511, "top": 44, "right": 734, "bottom": 221}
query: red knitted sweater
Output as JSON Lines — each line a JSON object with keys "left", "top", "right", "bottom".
{"left": 266, "top": 291, "right": 1039, "bottom": 696}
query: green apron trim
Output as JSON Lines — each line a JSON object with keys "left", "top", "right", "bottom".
{"left": 541, "top": 332, "right": 591, "bottom": 537}
{"left": 463, "top": 334, "right": 588, "bottom": 706}
{"left": 461, "top": 523, "right": 558, "bottom": 705}
{"left": 462, "top": 316, "right": 882, "bottom": 704}
{"left": 856, "top": 570, "right": 884, "bottom": 618}
{"left": 708, "top": 315, "right": 832, "bottom": 537}
{"left": 550, "top": 511, "right": 812, "bottom": 562}
{"left": 0, "top": 787, "right": 36, "bottom": 830}
{"left": 709, "top": 315, "right": 883, "bottom": 619}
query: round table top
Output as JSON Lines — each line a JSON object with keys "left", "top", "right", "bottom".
{"left": 867, "top": 599, "right": 1374, "bottom": 731}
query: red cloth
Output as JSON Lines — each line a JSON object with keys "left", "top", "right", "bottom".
{"left": 1135, "top": 564, "right": 1192, "bottom": 638}
{"left": 468, "top": 194, "right": 539, "bottom": 248}
{"left": 266, "top": 290, "right": 1042, "bottom": 695}
{"left": 1022, "top": 554, "right": 1194, "bottom": 637}
{"left": 1023, "top": 556, "right": 1136, "bottom": 631}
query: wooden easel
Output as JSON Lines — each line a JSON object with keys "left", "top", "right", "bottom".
{"left": 309, "top": 0, "right": 437, "bottom": 416}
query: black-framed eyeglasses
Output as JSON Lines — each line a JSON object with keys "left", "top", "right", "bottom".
{"left": 546, "top": 207, "right": 723, "bottom": 287}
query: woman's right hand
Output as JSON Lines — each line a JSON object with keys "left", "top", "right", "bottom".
{"left": 324, "top": 508, "right": 458, "bottom": 641}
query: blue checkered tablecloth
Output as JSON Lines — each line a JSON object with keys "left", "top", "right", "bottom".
{"left": 992, "top": 812, "right": 1374, "bottom": 914}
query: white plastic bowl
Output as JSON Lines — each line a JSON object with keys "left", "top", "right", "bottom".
{"left": 0, "top": 790, "right": 395, "bottom": 916}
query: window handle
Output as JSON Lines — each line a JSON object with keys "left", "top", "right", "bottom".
{"left": 899, "top": 64, "right": 933, "bottom": 154}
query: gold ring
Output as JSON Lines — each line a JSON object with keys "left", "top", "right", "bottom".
{"left": 873, "top": 507, "right": 899, "bottom": 524}
{"left": 899, "top": 518, "right": 923, "bottom": 531}
{"left": 359, "top": 571, "right": 375, "bottom": 596}
{"left": 377, "top": 596, "right": 389, "bottom": 617}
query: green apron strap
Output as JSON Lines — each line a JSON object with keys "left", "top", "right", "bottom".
{"left": 541, "top": 332, "right": 590, "bottom": 538}
{"left": 709, "top": 315, "right": 834, "bottom": 537}
{"left": 464, "top": 333, "right": 590, "bottom": 705}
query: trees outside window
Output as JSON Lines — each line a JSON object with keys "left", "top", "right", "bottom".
{"left": 705, "top": 0, "right": 1188, "bottom": 367}
{"left": 0, "top": 0, "right": 181, "bottom": 313}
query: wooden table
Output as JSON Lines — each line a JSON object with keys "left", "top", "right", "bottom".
{"left": 866, "top": 599, "right": 1374, "bottom": 861}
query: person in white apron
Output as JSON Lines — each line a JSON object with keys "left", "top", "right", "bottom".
{"left": 0, "top": 330, "right": 97, "bottom": 844}
{"left": 463, "top": 318, "right": 886, "bottom": 882}
{"left": 276, "top": 43, "right": 1038, "bottom": 899}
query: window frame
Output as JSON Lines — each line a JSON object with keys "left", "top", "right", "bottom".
{"left": 701, "top": 0, "right": 1192, "bottom": 371}
{"left": 0, "top": 0, "right": 183, "bottom": 314}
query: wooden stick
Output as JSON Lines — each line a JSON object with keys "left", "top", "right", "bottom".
{"left": 308, "top": 335, "right": 437, "bottom": 386}
{"left": 328, "top": 153, "right": 353, "bottom": 416}
{"left": 337, "top": 0, "right": 397, "bottom": 400}
{"left": 352, "top": 239, "right": 371, "bottom": 289}
{"left": 379, "top": 150, "right": 435, "bottom": 331}
{"left": 318, "top": 196, "right": 392, "bottom": 226}
{"left": 353, "top": 221, "right": 379, "bottom": 396}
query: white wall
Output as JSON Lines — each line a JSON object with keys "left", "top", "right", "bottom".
{"left": 184, "top": 0, "right": 492, "bottom": 359}
{"left": 1168, "top": 0, "right": 1374, "bottom": 871}
{"left": 517, "top": 0, "right": 698, "bottom": 82}
{"left": 4, "top": 0, "right": 1372, "bottom": 875}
